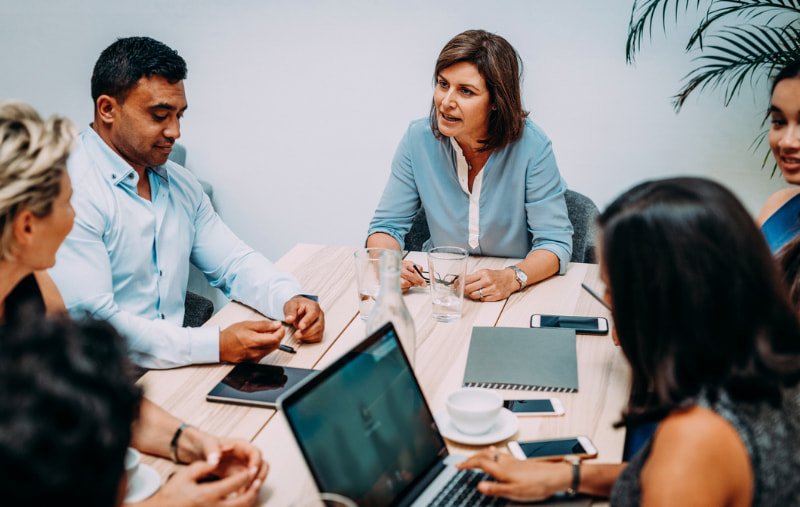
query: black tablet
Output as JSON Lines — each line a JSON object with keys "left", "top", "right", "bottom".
{"left": 206, "top": 363, "right": 317, "bottom": 408}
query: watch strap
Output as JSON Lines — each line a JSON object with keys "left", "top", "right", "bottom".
{"left": 565, "top": 456, "right": 581, "bottom": 497}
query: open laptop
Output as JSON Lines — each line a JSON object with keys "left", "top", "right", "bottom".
{"left": 278, "top": 322, "right": 507, "bottom": 506}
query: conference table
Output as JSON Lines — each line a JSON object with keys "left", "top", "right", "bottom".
{"left": 137, "top": 244, "right": 630, "bottom": 506}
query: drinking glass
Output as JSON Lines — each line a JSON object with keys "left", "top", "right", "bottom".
{"left": 353, "top": 248, "right": 386, "bottom": 320}
{"left": 427, "top": 246, "right": 468, "bottom": 322}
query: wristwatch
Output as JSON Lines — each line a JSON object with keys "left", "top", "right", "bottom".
{"left": 508, "top": 266, "right": 527, "bottom": 291}
{"left": 564, "top": 455, "right": 581, "bottom": 497}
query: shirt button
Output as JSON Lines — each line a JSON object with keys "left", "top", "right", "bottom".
{"left": 128, "top": 173, "right": 134, "bottom": 179}
{"left": 111, "top": 174, "right": 116, "bottom": 179}
{"left": 159, "top": 270, "right": 163, "bottom": 276}
{"left": 161, "top": 314, "right": 165, "bottom": 319}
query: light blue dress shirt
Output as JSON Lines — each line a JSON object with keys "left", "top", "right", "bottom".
{"left": 369, "top": 118, "right": 572, "bottom": 272}
{"left": 50, "top": 128, "right": 305, "bottom": 368}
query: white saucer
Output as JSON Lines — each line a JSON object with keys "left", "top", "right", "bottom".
{"left": 433, "top": 407, "right": 519, "bottom": 445}
{"left": 124, "top": 463, "right": 161, "bottom": 503}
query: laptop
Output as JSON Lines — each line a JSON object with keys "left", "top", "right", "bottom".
{"left": 278, "top": 322, "right": 507, "bottom": 507}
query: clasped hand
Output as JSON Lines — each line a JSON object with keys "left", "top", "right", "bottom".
{"left": 130, "top": 436, "right": 269, "bottom": 507}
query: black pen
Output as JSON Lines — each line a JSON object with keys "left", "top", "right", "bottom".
{"left": 279, "top": 344, "right": 296, "bottom": 354}
{"left": 581, "top": 283, "right": 611, "bottom": 311}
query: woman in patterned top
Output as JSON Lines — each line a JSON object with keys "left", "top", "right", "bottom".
{"left": 459, "top": 177, "right": 800, "bottom": 506}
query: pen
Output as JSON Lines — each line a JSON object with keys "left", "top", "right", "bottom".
{"left": 413, "top": 264, "right": 429, "bottom": 282}
{"left": 581, "top": 283, "right": 611, "bottom": 311}
{"left": 279, "top": 344, "right": 296, "bottom": 354}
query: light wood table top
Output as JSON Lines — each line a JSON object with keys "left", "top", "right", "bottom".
{"left": 137, "top": 244, "right": 630, "bottom": 505}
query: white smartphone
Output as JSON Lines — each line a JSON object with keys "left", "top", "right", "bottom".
{"left": 502, "top": 398, "right": 564, "bottom": 416}
{"left": 507, "top": 436, "right": 598, "bottom": 461}
{"left": 531, "top": 314, "right": 609, "bottom": 335}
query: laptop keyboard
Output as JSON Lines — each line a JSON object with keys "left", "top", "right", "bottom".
{"left": 429, "top": 468, "right": 508, "bottom": 506}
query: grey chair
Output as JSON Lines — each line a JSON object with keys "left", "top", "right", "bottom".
{"left": 403, "top": 189, "right": 600, "bottom": 263}
{"left": 564, "top": 189, "right": 600, "bottom": 264}
{"left": 183, "top": 291, "right": 214, "bottom": 327}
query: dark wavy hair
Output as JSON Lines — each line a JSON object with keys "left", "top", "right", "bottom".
{"left": 778, "top": 234, "right": 800, "bottom": 311}
{"left": 598, "top": 177, "right": 800, "bottom": 427}
{"left": 91, "top": 36, "right": 187, "bottom": 105}
{"left": 0, "top": 313, "right": 142, "bottom": 506}
{"left": 429, "top": 29, "right": 528, "bottom": 152}
{"left": 772, "top": 57, "right": 800, "bottom": 96}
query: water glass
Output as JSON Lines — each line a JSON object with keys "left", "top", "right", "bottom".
{"left": 427, "top": 246, "right": 468, "bottom": 322}
{"left": 353, "top": 248, "right": 386, "bottom": 320}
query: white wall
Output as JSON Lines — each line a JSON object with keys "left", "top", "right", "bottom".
{"left": 0, "top": 0, "right": 790, "bottom": 263}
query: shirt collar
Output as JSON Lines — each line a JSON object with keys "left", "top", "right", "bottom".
{"left": 81, "top": 127, "right": 170, "bottom": 185}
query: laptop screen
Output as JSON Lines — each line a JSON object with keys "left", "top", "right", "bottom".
{"left": 280, "top": 322, "right": 447, "bottom": 506}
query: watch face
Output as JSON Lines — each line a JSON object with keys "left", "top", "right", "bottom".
{"left": 511, "top": 266, "right": 526, "bottom": 288}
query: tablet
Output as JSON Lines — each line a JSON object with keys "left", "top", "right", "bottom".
{"left": 206, "top": 363, "right": 317, "bottom": 408}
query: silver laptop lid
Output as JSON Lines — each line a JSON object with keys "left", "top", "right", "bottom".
{"left": 278, "top": 322, "right": 448, "bottom": 506}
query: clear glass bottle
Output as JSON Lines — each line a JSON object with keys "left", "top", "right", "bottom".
{"left": 367, "top": 250, "right": 416, "bottom": 368}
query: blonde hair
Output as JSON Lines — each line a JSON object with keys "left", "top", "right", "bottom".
{"left": 0, "top": 100, "right": 76, "bottom": 260}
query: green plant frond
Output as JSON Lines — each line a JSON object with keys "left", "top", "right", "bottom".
{"left": 627, "top": 0, "right": 705, "bottom": 63}
{"left": 673, "top": 25, "right": 800, "bottom": 108}
{"left": 688, "top": 1, "right": 800, "bottom": 50}
{"left": 749, "top": 128, "right": 778, "bottom": 176}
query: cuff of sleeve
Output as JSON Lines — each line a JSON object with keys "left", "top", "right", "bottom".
{"left": 533, "top": 245, "right": 570, "bottom": 275}
{"left": 368, "top": 228, "right": 405, "bottom": 249}
{"left": 190, "top": 325, "right": 221, "bottom": 363}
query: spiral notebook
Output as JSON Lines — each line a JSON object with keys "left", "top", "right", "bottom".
{"left": 462, "top": 326, "right": 578, "bottom": 392}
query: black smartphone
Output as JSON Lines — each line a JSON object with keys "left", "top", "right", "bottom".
{"left": 530, "top": 314, "right": 609, "bottom": 335}
{"left": 502, "top": 398, "right": 564, "bottom": 416}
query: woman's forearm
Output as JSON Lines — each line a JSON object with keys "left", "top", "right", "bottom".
{"left": 578, "top": 463, "right": 628, "bottom": 498}
{"left": 130, "top": 398, "right": 182, "bottom": 458}
{"left": 515, "top": 249, "right": 560, "bottom": 288}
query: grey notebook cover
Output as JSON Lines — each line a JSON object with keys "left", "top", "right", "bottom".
{"left": 463, "top": 326, "right": 578, "bottom": 392}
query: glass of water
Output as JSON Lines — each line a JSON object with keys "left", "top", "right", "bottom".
{"left": 353, "top": 248, "right": 386, "bottom": 320}
{"left": 427, "top": 246, "right": 468, "bottom": 322}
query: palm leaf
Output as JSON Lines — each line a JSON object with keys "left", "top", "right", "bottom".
{"left": 673, "top": 25, "right": 800, "bottom": 109}
{"left": 627, "top": 0, "right": 705, "bottom": 63}
{"left": 750, "top": 128, "right": 780, "bottom": 177}
{"left": 688, "top": 0, "right": 800, "bottom": 50}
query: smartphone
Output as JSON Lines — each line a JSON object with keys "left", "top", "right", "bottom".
{"left": 530, "top": 314, "right": 609, "bottom": 335}
{"left": 502, "top": 398, "right": 564, "bottom": 416}
{"left": 507, "top": 436, "right": 598, "bottom": 461}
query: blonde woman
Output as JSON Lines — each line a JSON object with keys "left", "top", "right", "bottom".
{"left": 0, "top": 100, "right": 267, "bottom": 506}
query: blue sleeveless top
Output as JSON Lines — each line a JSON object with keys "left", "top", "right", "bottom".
{"left": 762, "top": 192, "right": 800, "bottom": 252}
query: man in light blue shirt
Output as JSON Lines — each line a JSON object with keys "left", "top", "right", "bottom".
{"left": 50, "top": 36, "right": 324, "bottom": 369}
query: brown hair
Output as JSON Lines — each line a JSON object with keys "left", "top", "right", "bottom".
{"left": 429, "top": 29, "right": 528, "bottom": 152}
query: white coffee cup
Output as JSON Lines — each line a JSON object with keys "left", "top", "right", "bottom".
{"left": 124, "top": 447, "right": 141, "bottom": 496}
{"left": 446, "top": 388, "right": 502, "bottom": 435}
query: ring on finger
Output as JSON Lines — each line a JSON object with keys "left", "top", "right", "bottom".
{"left": 478, "top": 288, "right": 484, "bottom": 299}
